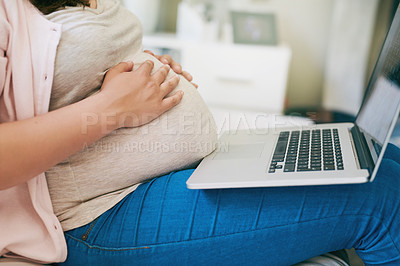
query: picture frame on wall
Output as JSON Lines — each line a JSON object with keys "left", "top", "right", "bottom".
{"left": 231, "top": 11, "right": 278, "bottom": 46}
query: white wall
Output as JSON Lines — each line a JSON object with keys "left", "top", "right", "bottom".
{"left": 236, "top": 0, "right": 335, "bottom": 109}
{"left": 322, "top": 0, "right": 378, "bottom": 115}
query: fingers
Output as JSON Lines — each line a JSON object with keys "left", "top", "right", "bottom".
{"left": 121, "top": 61, "right": 134, "bottom": 71}
{"left": 107, "top": 61, "right": 134, "bottom": 76}
{"left": 136, "top": 60, "right": 154, "bottom": 76}
{"left": 180, "top": 70, "right": 198, "bottom": 89}
{"left": 181, "top": 70, "right": 193, "bottom": 82}
{"left": 160, "top": 75, "right": 180, "bottom": 96}
{"left": 143, "top": 50, "right": 155, "bottom": 57}
{"left": 152, "top": 64, "right": 171, "bottom": 85}
{"left": 161, "top": 90, "right": 184, "bottom": 112}
{"left": 159, "top": 54, "right": 182, "bottom": 73}
{"left": 103, "top": 61, "right": 134, "bottom": 86}
{"left": 159, "top": 54, "right": 172, "bottom": 64}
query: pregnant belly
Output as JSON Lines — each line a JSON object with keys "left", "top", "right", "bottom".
{"left": 45, "top": 52, "right": 218, "bottom": 216}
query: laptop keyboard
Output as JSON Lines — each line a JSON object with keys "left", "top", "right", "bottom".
{"left": 268, "top": 129, "right": 344, "bottom": 173}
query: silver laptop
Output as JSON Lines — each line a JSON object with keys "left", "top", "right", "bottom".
{"left": 187, "top": 6, "right": 400, "bottom": 189}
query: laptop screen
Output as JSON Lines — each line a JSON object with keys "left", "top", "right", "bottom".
{"left": 356, "top": 6, "right": 400, "bottom": 164}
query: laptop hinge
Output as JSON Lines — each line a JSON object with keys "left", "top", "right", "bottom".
{"left": 350, "top": 125, "right": 375, "bottom": 174}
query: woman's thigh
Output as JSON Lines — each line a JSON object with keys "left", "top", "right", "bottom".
{"left": 61, "top": 144, "right": 400, "bottom": 266}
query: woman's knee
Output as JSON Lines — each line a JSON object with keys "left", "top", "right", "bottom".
{"left": 374, "top": 158, "right": 400, "bottom": 188}
{"left": 383, "top": 143, "right": 400, "bottom": 164}
{"left": 367, "top": 158, "right": 400, "bottom": 225}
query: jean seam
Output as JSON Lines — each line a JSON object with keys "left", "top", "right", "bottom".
{"left": 65, "top": 213, "right": 399, "bottom": 254}
{"left": 65, "top": 234, "right": 151, "bottom": 252}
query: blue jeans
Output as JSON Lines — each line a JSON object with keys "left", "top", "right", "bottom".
{"left": 60, "top": 144, "right": 400, "bottom": 266}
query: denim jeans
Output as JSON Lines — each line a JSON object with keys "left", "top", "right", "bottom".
{"left": 60, "top": 144, "right": 400, "bottom": 266}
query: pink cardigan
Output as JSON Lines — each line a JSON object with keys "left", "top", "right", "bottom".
{"left": 0, "top": 0, "right": 67, "bottom": 263}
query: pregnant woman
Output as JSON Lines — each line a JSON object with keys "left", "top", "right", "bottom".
{"left": 1, "top": 0, "right": 400, "bottom": 265}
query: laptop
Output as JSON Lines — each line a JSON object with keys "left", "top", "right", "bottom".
{"left": 187, "top": 6, "right": 400, "bottom": 189}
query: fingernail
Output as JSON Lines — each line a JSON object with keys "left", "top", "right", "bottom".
{"left": 162, "top": 58, "right": 169, "bottom": 64}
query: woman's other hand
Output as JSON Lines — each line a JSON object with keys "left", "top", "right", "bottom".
{"left": 100, "top": 60, "right": 183, "bottom": 129}
{"left": 144, "top": 50, "right": 198, "bottom": 89}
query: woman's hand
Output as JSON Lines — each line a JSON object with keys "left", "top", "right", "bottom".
{"left": 100, "top": 60, "right": 183, "bottom": 129}
{"left": 0, "top": 60, "right": 183, "bottom": 189}
{"left": 144, "top": 50, "right": 198, "bottom": 88}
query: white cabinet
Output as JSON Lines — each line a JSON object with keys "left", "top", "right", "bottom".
{"left": 181, "top": 42, "right": 291, "bottom": 113}
{"left": 143, "top": 35, "right": 297, "bottom": 132}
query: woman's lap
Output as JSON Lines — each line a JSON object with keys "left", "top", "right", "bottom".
{"left": 61, "top": 144, "right": 400, "bottom": 266}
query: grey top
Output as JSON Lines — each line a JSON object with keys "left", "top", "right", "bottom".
{"left": 45, "top": 0, "right": 217, "bottom": 231}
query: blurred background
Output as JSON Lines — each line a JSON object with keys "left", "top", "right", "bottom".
{"left": 120, "top": 0, "right": 400, "bottom": 147}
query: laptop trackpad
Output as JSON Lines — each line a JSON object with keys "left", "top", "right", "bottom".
{"left": 213, "top": 143, "right": 265, "bottom": 160}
